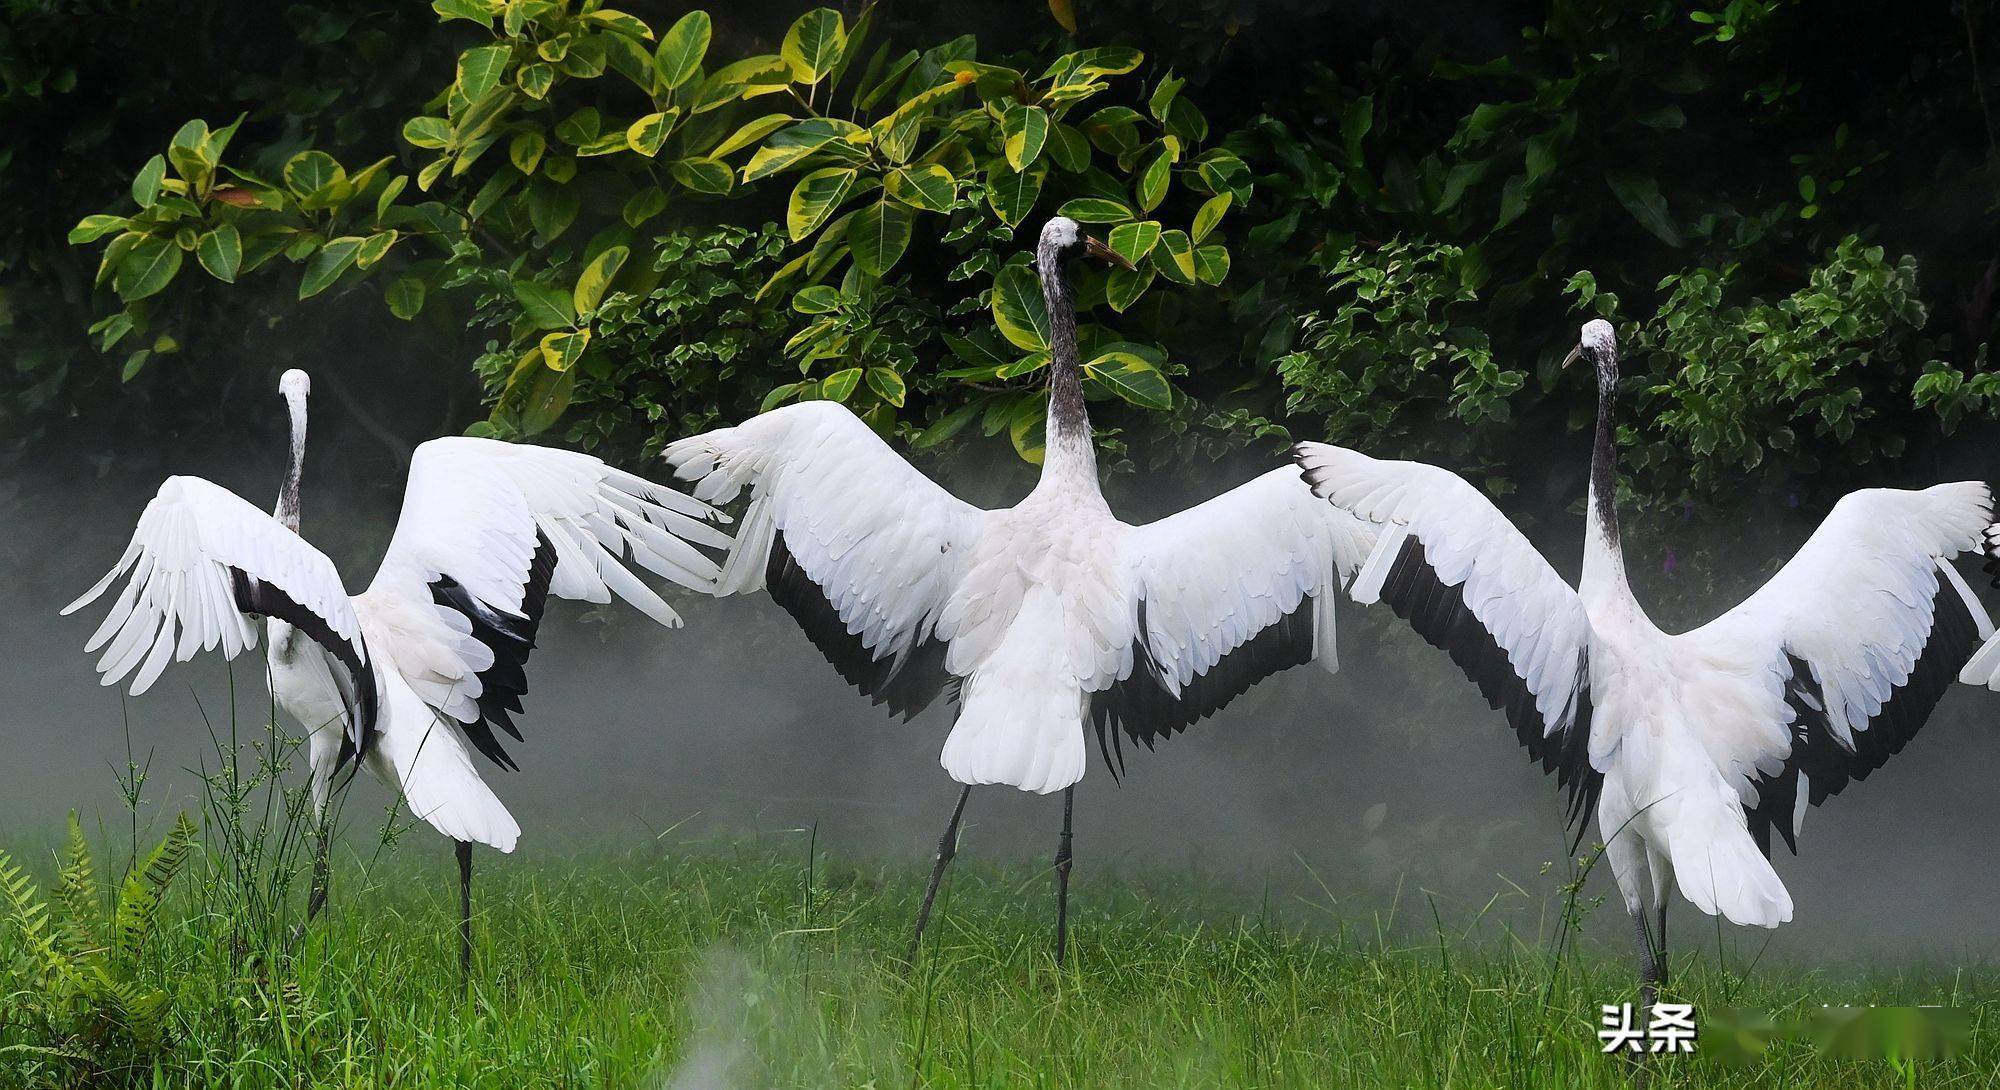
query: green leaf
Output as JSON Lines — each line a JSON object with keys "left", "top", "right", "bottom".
{"left": 517, "top": 62, "right": 554, "bottom": 99}
{"left": 793, "top": 285, "right": 841, "bottom": 313}
{"left": 741, "top": 118, "right": 858, "bottom": 181}
{"left": 540, "top": 328, "right": 591, "bottom": 371}
{"left": 1192, "top": 243, "right": 1229, "bottom": 285}
{"left": 1191, "top": 192, "right": 1231, "bottom": 243}
{"left": 284, "top": 151, "right": 343, "bottom": 198}
{"left": 299, "top": 235, "right": 363, "bottom": 298}
{"left": 583, "top": 9, "right": 652, "bottom": 38}
{"left": 849, "top": 200, "right": 913, "bottom": 277}
{"left": 509, "top": 130, "right": 546, "bottom": 174}
{"left": 992, "top": 261, "right": 1050, "bottom": 351}
{"left": 1085, "top": 350, "right": 1172, "bottom": 409}
{"left": 1195, "top": 153, "right": 1253, "bottom": 203}
{"left": 1153, "top": 228, "right": 1195, "bottom": 284}
{"left": 1606, "top": 171, "right": 1682, "bottom": 247}
{"left": 1002, "top": 105, "right": 1050, "bottom": 171}
{"left": 1008, "top": 395, "right": 1045, "bottom": 464}
{"left": 458, "top": 45, "right": 511, "bottom": 102}
{"left": 1148, "top": 73, "right": 1185, "bottom": 121}
{"left": 627, "top": 111, "right": 676, "bottom": 156}
{"left": 1105, "top": 263, "right": 1154, "bottom": 311}
{"left": 1136, "top": 147, "right": 1171, "bottom": 212}
{"left": 512, "top": 278, "right": 578, "bottom": 329}
{"left": 1056, "top": 197, "right": 1131, "bottom": 224}
{"left": 759, "top": 382, "right": 807, "bottom": 412}
{"left": 865, "top": 367, "right": 907, "bottom": 407}
{"left": 69, "top": 214, "right": 130, "bottom": 245}
{"left": 985, "top": 163, "right": 1044, "bottom": 227}
{"left": 116, "top": 236, "right": 181, "bottom": 301}
{"left": 132, "top": 155, "right": 167, "bottom": 209}
{"left": 623, "top": 186, "right": 670, "bottom": 226}
{"left": 668, "top": 157, "right": 734, "bottom": 194}
{"left": 386, "top": 276, "right": 427, "bottom": 319}
{"left": 432, "top": 0, "right": 494, "bottom": 26}
{"left": 196, "top": 225, "right": 241, "bottom": 282}
{"left": 355, "top": 230, "right": 397, "bottom": 269}
{"left": 1107, "top": 220, "right": 1161, "bottom": 264}
{"left": 555, "top": 107, "right": 603, "bottom": 146}
{"left": 787, "top": 167, "right": 859, "bottom": 241}
{"left": 526, "top": 183, "right": 581, "bottom": 240}
{"left": 694, "top": 55, "right": 792, "bottom": 113}
{"left": 885, "top": 165, "right": 955, "bottom": 212}
{"left": 572, "top": 245, "right": 629, "bottom": 314}
{"left": 821, "top": 366, "right": 863, "bottom": 401}
{"left": 709, "top": 113, "right": 793, "bottom": 158}
{"left": 655, "top": 10, "right": 711, "bottom": 89}
{"left": 1046, "top": 123, "right": 1090, "bottom": 173}
{"left": 782, "top": 8, "right": 846, "bottom": 84}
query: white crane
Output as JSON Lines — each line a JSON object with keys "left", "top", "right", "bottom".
{"left": 63, "top": 369, "right": 731, "bottom": 975}
{"left": 665, "top": 217, "right": 1376, "bottom": 964}
{"left": 1294, "top": 319, "right": 1992, "bottom": 1008}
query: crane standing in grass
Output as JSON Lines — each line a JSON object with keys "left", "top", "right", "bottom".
{"left": 64, "top": 369, "right": 731, "bottom": 977}
{"left": 1294, "top": 319, "right": 1992, "bottom": 1007}
{"left": 666, "top": 217, "right": 1376, "bottom": 965}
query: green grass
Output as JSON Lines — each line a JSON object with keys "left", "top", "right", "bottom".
{"left": 6, "top": 833, "right": 1998, "bottom": 1088}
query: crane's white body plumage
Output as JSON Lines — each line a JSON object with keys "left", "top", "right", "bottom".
{"left": 67, "top": 406, "right": 729, "bottom": 853}
{"left": 668, "top": 400, "right": 1374, "bottom": 795}
{"left": 1297, "top": 333, "right": 1992, "bottom": 930}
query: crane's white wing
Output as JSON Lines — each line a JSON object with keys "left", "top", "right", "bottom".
{"left": 1688, "top": 483, "right": 1991, "bottom": 854}
{"left": 361, "top": 437, "right": 730, "bottom": 768}
{"left": 61, "top": 475, "right": 377, "bottom": 755}
{"left": 664, "top": 401, "right": 986, "bottom": 720}
{"left": 1293, "top": 443, "right": 1599, "bottom": 832}
{"left": 1091, "top": 468, "right": 1375, "bottom": 768}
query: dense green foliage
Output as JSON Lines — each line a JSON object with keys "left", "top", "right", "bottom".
{"left": 7, "top": 0, "right": 2000, "bottom": 505}
{"left": 2, "top": 838, "right": 1994, "bottom": 1087}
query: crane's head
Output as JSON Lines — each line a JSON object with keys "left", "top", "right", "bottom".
{"left": 1037, "top": 216, "right": 1132, "bottom": 271}
{"left": 279, "top": 369, "right": 311, "bottom": 402}
{"left": 1562, "top": 319, "right": 1619, "bottom": 381}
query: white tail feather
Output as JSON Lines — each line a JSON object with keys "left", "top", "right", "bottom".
{"left": 941, "top": 589, "right": 1086, "bottom": 794}
{"left": 1662, "top": 804, "right": 1792, "bottom": 928}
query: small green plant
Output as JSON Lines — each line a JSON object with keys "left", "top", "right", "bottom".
{"left": 0, "top": 812, "right": 199, "bottom": 1080}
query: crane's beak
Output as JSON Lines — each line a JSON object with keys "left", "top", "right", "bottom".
{"left": 1085, "top": 235, "right": 1134, "bottom": 270}
{"left": 1561, "top": 344, "right": 1583, "bottom": 369}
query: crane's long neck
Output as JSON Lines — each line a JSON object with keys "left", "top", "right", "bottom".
{"left": 276, "top": 392, "right": 307, "bottom": 534}
{"left": 1036, "top": 243, "right": 1098, "bottom": 487}
{"left": 1580, "top": 359, "right": 1631, "bottom": 604}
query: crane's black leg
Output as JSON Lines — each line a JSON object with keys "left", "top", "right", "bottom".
{"left": 1633, "top": 907, "right": 1662, "bottom": 1012}
{"left": 1054, "top": 786, "right": 1074, "bottom": 968}
{"left": 1655, "top": 902, "right": 1669, "bottom": 992}
{"left": 908, "top": 785, "right": 973, "bottom": 964}
{"left": 305, "top": 829, "right": 331, "bottom": 923}
{"left": 456, "top": 840, "right": 474, "bottom": 984}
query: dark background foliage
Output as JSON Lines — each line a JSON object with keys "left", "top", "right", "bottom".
{"left": 4, "top": 0, "right": 1999, "bottom": 608}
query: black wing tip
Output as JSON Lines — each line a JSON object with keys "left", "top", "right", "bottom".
{"left": 429, "top": 532, "right": 558, "bottom": 773}
{"left": 231, "top": 567, "right": 381, "bottom": 766}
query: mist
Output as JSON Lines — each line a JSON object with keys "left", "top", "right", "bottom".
{"left": 5, "top": 350, "right": 1999, "bottom": 970}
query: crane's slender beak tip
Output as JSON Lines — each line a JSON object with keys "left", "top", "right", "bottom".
{"left": 1085, "top": 236, "right": 1133, "bottom": 270}
{"left": 1561, "top": 344, "right": 1582, "bottom": 369}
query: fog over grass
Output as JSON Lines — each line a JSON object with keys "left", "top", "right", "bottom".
{"left": 5, "top": 356, "right": 1999, "bottom": 969}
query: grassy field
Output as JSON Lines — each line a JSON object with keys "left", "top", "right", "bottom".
{"left": 4, "top": 830, "right": 1998, "bottom": 1089}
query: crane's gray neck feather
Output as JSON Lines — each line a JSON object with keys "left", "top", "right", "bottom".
{"left": 276, "top": 394, "right": 306, "bottom": 533}
{"left": 1581, "top": 354, "right": 1629, "bottom": 601}
{"left": 1036, "top": 241, "right": 1096, "bottom": 482}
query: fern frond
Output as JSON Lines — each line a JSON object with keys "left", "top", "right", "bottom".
{"left": 110, "top": 813, "right": 197, "bottom": 964}
{"left": 0, "top": 849, "right": 76, "bottom": 990}
{"left": 54, "top": 811, "right": 101, "bottom": 960}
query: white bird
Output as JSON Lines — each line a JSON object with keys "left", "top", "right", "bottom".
{"left": 665, "top": 217, "right": 1376, "bottom": 963}
{"left": 1294, "top": 319, "right": 1992, "bottom": 1008}
{"left": 63, "top": 369, "right": 731, "bottom": 974}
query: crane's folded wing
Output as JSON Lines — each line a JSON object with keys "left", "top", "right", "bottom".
{"left": 1686, "top": 483, "right": 1993, "bottom": 856}
{"left": 1291, "top": 443, "right": 1599, "bottom": 837}
{"left": 1092, "top": 467, "right": 1376, "bottom": 769}
{"left": 664, "top": 401, "right": 986, "bottom": 720}
{"left": 61, "top": 475, "right": 376, "bottom": 758}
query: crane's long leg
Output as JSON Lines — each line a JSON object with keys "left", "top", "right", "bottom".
{"left": 305, "top": 829, "right": 331, "bottom": 923}
{"left": 1054, "top": 786, "right": 1074, "bottom": 968}
{"left": 1655, "top": 902, "right": 1669, "bottom": 992}
{"left": 908, "top": 785, "right": 973, "bottom": 964}
{"left": 456, "top": 840, "right": 474, "bottom": 984}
